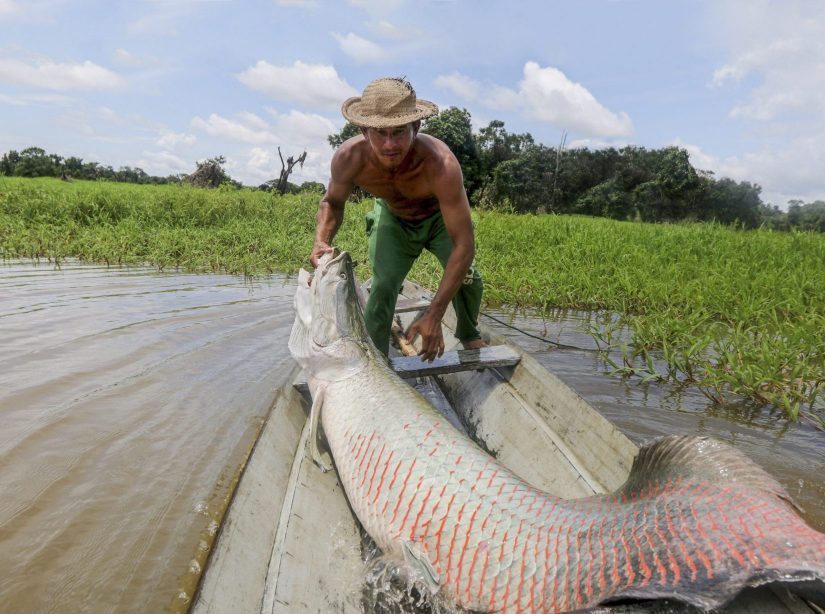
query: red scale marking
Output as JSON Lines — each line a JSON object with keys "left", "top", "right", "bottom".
{"left": 608, "top": 523, "right": 621, "bottom": 589}
{"left": 619, "top": 517, "right": 636, "bottom": 587}
{"left": 488, "top": 528, "right": 509, "bottom": 612}
{"left": 674, "top": 504, "right": 702, "bottom": 581}
{"left": 445, "top": 502, "right": 468, "bottom": 586}
{"left": 501, "top": 519, "right": 525, "bottom": 611}
{"left": 594, "top": 514, "right": 608, "bottom": 595}
{"left": 381, "top": 459, "right": 405, "bottom": 516}
{"left": 435, "top": 493, "right": 457, "bottom": 567}
{"left": 570, "top": 512, "right": 585, "bottom": 609}
{"left": 516, "top": 525, "right": 534, "bottom": 613}
{"left": 660, "top": 504, "right": 684, "bottom": 586}
{"left": 364, "top": 443, "right": 386, "bottom": 496}
{"left": 356, "top": 431, "right": 377, "bottom": 478}
{"left": 352, "top": 433, "right": 366, "bottom": 460}
{"left": 371, "top": 450, "right": 394, "bottom": 505}
{"left": 477, "top": 543, "right": 492, "bottom": 605}
{"left": 409, "top": 485, "right": 434, "bottom": 540}
{"left": 539, "top": 525, "right": 552, "bottom": 609}
{"left": 691, "top": 502, "right": 722, "bottom": 573}
{"left": 631, "top": 507, "right": 653, "bottom": 587}
{"left": 644, "top": 507, "right": 668, "bottom": 586}
{"left": 716, "top": 507, "right": 753, "bottom": 566}
{"left": 399, "top": 476, "right": 424, "bottom": 537}
{"left": 466, "top": 529, "right": 486, "bottom": 602}
{"left": 390, "top": 458, "right": 418, "bottom": 527}
{"left": 455, "top": 502, "right": 482, "bottom": 596}
{"left": 583, "top": 516, "right": 596, "bottom": 603}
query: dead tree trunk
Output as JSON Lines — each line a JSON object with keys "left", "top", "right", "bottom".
{"left": 276, "top": 148, "right": 307, "bottom": 194}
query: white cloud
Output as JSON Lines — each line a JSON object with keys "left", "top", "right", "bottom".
{"left": 0, "top": 0, "right": 20, "bottom": 17}
{"left": 699, "top": 1, "right": 825, "bottom": 205}
{"left": 711, "top": 1, "right": 825, "bottom": 121}
{"left": 236, "top": 61, "right": 357, "bottom": 111}
{"left": 0, "top": 92, "right": 73, "bottom": 106}
{"left": 333, "top": 32, "right": 385, "bottom": 64}
{"left": 434, "top": 72, "right": 480, "bottom": 100}
{"left": 274, "top": 0, "right": 317, "bottom": 6}
{"left": 113, "top": 48, "right": 160, "bottom": 68}
{"left": 156, "top": 131, "right": 196, "bottom": 148}
{"left": 191, "top": 112, "right": 279, "bottom": 145}
{"left": 435, "top": 62, "right": 632, "bottom": 138}
{"left": 348, "top": 0, "right": 404, "bottom": 12}
{"left": 191, "top": 109, "right": 337, "bottom": 147}
{"left": 136, "top": 150, "right": 191, "bottom": 176}
{"left": 517, "top": 63, "right": 632, "bottom": 137}
{"left": 368, "top": 19, "right": 406, "bottom": 39}
{"left": 0, "top": 56, "right": 123, "bottom": 90}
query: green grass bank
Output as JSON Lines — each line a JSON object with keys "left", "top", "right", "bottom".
{"left": 1, "top": 177, "right": 823, "bottom": 421}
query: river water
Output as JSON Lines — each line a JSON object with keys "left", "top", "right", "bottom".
{"left": 0, "top": 260, "right": 822, "bottom": 613}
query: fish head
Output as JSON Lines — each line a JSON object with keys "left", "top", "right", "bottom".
{"left": 289, "top": 250, "right": 371, "bottom": 379}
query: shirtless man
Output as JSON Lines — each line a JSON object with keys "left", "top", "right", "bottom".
{"left": 310, "top": 77, "right": 485, "bottom": 362}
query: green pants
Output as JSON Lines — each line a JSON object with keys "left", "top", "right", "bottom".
{"left": 364, "top": 199, "right": 484, "bottom": 355}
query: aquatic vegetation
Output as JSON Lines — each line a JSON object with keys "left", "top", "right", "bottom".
{"left": 1, "top": 177, "right": 822, "bottom": 419}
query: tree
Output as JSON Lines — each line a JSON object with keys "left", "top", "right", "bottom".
{"left": 275, "top": 148, "right": 307, "bottom": 195}
{"left": 422, "top": 107, "right": 481, "bottom": 196}
{"left": 15, "top": 147, "right": 56, "bottom": 177}
{"left": 788, "top": 200, "right": 825, "bottom": 231}
{"left": 187, "top": 156, "right": 233, "bottom": 188}
{"left": 703, "top": 179, "right": 763, "bottom": 227}
{"left": 328, "top": 122, "right": 362, "bottom": 149}
{"left": 487, "top": 145, "right": 555, "bottom": 213}
{"left": 0, "top": 150, "right": 19, "bottom": 175}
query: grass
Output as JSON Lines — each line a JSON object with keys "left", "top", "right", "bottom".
{"left": 2, "top": 177, "right": 823, "bottom": 422}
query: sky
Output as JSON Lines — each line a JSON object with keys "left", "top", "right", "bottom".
{"left": 1, "top": 0, "right": 823, "bottom": 208}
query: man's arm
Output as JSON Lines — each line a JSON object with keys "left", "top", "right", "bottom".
{"left": 406, "top": 151, "right": 475, "bottom": 361}
{"left": 310, "top": 145, "right": 357, "bottom": 267}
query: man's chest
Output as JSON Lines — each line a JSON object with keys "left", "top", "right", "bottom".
{"left": 356, "top": 168, "right": 434, "bottom": 205}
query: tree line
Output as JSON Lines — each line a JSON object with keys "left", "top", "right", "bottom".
{"left": 5, "top": 122, "right": 824, "bottom": 232}
{"left": 330, "top": 108, "right": 824, "bottom": 232}
{"left": 0, "top": 146, "right": 322, "bottom": 194}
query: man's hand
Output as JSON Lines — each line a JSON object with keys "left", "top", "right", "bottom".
{"left": 310, "top": 241, "right": 335, "bottom": 268}
{"left": 405, "top": 311, "right": 445, "bottom": 362}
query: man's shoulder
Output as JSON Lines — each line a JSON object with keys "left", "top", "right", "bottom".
{"left": 332, "top": 135, "right": 367, "bottom": 176}
{"left": 415, "top": 134, "right": 461, "bottom": 175}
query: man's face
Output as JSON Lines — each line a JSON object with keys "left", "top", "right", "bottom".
{"left": 363, "top": 123, "right": 417, "bottom": 169}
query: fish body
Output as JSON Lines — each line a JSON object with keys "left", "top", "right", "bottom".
{"left": 289, "top": 251, "right": 825, "bottom": 612}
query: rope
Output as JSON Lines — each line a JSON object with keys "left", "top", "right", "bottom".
{"left": 479, "top": 310, "right": 598, "bottom": 352}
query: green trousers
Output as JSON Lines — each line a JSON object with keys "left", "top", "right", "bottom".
{"left": 364, "top": 199, "right": 484, "bottom": 355}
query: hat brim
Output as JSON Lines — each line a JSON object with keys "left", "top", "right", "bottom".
{"left": 341, "top": 97, "right": 439, "bottom": 128}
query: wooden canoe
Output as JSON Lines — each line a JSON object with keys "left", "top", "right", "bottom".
{"left": 191, "top": 280, "right": 821, "bottom": 613}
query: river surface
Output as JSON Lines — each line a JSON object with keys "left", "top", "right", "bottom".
{"left": 1, "top": 260, "right": 822, "bottom": 613}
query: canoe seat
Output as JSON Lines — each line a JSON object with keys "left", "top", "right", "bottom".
{"left": 391, "top": 345, "right": 520, "bottom": 379}
{"left": 393, "top": 297, "right": 431, "bottom": 313}
{"left": 293, "top": 345, "right": 520, "bottom": 395}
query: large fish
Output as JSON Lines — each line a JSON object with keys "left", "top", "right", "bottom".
{"left": 289, "top": 250, "right": 825, "bottom": 612}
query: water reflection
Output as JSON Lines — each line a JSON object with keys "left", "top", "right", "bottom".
{"left": 0, "top": 260, "right": 297, "bottom": 613}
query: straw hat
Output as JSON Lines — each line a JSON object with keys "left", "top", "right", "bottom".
{"left": 342, "top": 78, "right": 438, "bottom": 128}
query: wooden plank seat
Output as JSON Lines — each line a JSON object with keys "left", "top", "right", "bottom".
{"left": 293, "top": 345, "right": 520, "bottom": 395}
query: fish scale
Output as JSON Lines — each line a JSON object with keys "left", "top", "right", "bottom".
{"left": 291, "top": 251, "right": 825, "bottom": 612}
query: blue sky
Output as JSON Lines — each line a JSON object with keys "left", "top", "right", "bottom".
{"left": 1, "top": 0, "right": 823, "bottom": 208}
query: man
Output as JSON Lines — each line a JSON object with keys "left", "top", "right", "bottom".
{"left": 310, "top": 77, "right": 486, "bottom": 361}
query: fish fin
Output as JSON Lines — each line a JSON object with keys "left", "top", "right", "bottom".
{"left": 621, "top": 435, "right": 795, "bottom": 509}
{"left": 308, "top": 386, "right": 332, "bottom": 473}
{"left": 402, "top": 541, "right": 441, "bottom": 594}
